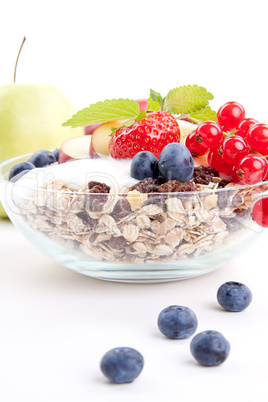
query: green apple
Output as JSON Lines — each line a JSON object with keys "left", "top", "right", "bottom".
{"left": 0, "top": 83, "right": 83, "bottom": 218}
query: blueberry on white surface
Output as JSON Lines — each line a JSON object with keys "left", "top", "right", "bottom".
{"left": 217, "top": 281, "right": 252, "bottom": 312}
{"left": 100, "top": 347, "right": 144, "bottom": 384}
{"left": 190, "top": 330, "right": 230, "bottom": 366}
{"left": 157, "top": 305, "right": 198, "bottom": 339}
{"left": 130, "top": 151, "right": 159, "bottom": 180}
{"left": 8, "top": 161, "right": 35, "bottom": 181}
{"left": 158, "top": 142, "right": 194, "bottom": 182}
{"left": 28, "top": 149, "right": 56, "bottom": 167}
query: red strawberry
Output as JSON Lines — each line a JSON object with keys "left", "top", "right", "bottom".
{"left": 108, "top": 111, "right": 180, "bottom": 159}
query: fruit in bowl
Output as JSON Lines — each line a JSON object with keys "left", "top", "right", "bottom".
{"left": 1, "top": 84, "right": 268, "bottom": 283}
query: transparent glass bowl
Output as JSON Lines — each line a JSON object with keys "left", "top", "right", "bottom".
{"left": 1, "top": 153, "right": 267, "bottom": 283}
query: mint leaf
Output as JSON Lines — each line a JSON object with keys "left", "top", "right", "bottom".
{"left": 147, "top": 88, "right": 163, "bottom": 111}
{"left": 62, "top": 99, "right": 141, "bottom": 127}
{"left": 188, "top": 106, "right": 217, "bottom": 123}
{"left": 150, "top": 88, "right": 163, "bottom": 104}
{"left": 164, "top": 85, "right": 214, "bottom": 115}
{"left": 147, "top": 96, "right": 161, "bottom": 111}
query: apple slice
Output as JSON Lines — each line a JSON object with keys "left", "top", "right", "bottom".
{"left": 90, "top": 119, "right": 126, "bottom": 157}
{"left": 58, "top": 135, "right": 93, "bottom": 164}
{"left": 136, "top": 98, "right": 148, "bottom": 112}
{"left": 84, "top": 123, "right": 102, "bottom": 135}
{"left": 177, "top": 120, "right": 198, "bottom": 144}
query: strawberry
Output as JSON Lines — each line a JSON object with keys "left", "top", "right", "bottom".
{"left": 108, "top": 111, "right": 181, "bottom": 159}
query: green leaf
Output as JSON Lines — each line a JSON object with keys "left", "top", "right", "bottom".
{"left": 147, "top": 96, "right": 161, "bottom": 112}
{"left": 110, "top": 110, "right": 147, "bottom": 134}
{"left": 150, "top": 88, "right": 163, "bottom": 104}
{"left": 164, "top": 85, "right": 214, "bottom": 115}
{"left": 135, "top": 110, "right": 147, "bottom": 122}
{"left": 62, "top": 98, "right": 141, "bottom": 127}
{"left": 189, "top": 106, "right": 217, "bottom": 123}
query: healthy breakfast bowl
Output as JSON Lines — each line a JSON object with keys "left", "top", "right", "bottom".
{"left": 0, "top": 152, "right": 267, "bottom": 283}
{"left": 1, "top": 85, "right": 268, "bottom": 282}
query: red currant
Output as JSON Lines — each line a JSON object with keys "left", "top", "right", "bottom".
{"left": 217, "top": 102, "right": 245, "bottom": 131}
{"left": 221, "top": 135, "right": 249, "bottom": 165}
{"left": 207, "top": 148, "right": 232, "bottom": 174}
{"left": 252, "top": 198, "right": 268, "bottom": 227}
{"left": 246, "top": 123, "right": 268, "bottom": 155}
{"left": 234, "top": 154, "right": 267, "bottom": 184}
{"left": 230, "top": 166, "right": 240, "bottom": 183}
{"left": 185, "top": 131, "right": 208, "bottom": 156}
{"left": 238, "top": 118, "right": 259, "bottom": 138}
{"left": 195, "top": 121, "right": 223, "bottom": 148}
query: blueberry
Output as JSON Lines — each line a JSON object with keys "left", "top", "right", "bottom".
{"left": 28, "top": 149, "right": 56, "bottom": 167}
{"left": 100, "top": 347, "right": 144, "bottom": 384}
{"left": 158, "top": 142, "right": 194, "bottom": 182}
{"left": 190, "top": 330, "right": 230, "bottom": 366}
{"left": 130, "top": 151, "right": 159, "bottom": 180}
{"left": 8, "top": 161, "right": 35, "bottom": 181}
{"left": 217, "top": 281, "right": 252, "bottom": 312}
{"left": 52, "top": 148, "right": 60, "bottom": 162}
{"left": 157, "top": 305, "right": 198, "bottom": 339}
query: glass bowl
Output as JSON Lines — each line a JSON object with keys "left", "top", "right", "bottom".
{"left": 1, "top": 153, "right": 267, "bottom": 283}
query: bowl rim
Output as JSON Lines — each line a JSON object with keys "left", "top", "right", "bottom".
{"left": 1, "top": 152, "right": 268, "bottom": 197}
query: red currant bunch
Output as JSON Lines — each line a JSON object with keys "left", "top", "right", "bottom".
{"left": 185, "top": 101, "right": 268, "bottom": 185}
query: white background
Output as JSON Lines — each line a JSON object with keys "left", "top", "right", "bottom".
{"left": 1, "top": 0, "right": 268, "bottom": 401}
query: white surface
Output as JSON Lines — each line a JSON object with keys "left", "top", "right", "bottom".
{"left": 1, "top": 0, "right": 268, "bottom": 400}
{"left": 1, "top": 0, "right": 268, "bottom": 123}
{"left": 0, "top": 219, "right": 268, "bottom": 402}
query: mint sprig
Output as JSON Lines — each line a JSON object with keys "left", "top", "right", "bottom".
{"left": 63, "top": 85, "right": 216, "bottom": 129}
{"left": 62, "top": 98, "right": 141, "bottom": 128}
{"left": 148, "top": 84, "right": 216, "bottom": 123}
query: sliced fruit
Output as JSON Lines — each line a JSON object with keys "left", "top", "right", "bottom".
{"left": 177, "top": 120, "right": 198, "bottom": 144}
{"left": 136, "top": 98, "right": 148, "bottom": 112}
{"left": 84, "top": 123, "right": 102, "bottom": 135}
{"left": 58, "top": 135, "right": 92, "bottom": 164}
{"left": 90, "top": 120, "right": 125, "bottom": 157}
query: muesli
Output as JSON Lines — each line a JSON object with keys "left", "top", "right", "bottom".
{"left": 15, "top": 167, "right": 266, "bottom": 264}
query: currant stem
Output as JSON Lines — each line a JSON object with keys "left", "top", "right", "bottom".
{"left": 176, "top": 115, "right": 200, "bottom": 124}
{"left": 14, "top": 36, "right": 26, "bottom": 83}
{"left": 222, "top": 130, "right": 239, "bottom": 138}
